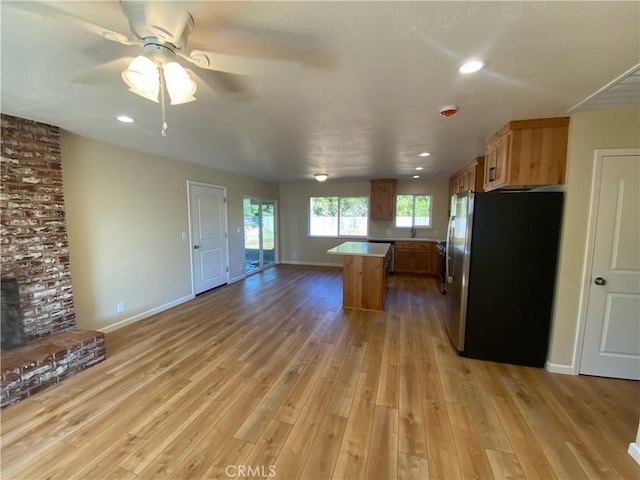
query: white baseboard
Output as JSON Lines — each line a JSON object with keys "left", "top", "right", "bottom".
{"left": 228, "top": 274, "right": 246, "bottom": 284}
{"left": 98, "top": 294, "right": 195, "bottom": 333}
{"left": 280, "top": 260, "right": 342, "bottom": 268}
{"left": 545, "top": 361, "right": 577, "bottom": 375}
{"left": 628, "top": 442, "right": 640, "bottom": 465}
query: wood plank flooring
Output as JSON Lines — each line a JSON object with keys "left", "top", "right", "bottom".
{"left": 2, "top": 265, "right": 639, "bottom": 479}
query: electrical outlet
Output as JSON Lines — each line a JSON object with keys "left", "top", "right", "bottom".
{"left": 116, "top": 302, "right": 125, "bottom": 313}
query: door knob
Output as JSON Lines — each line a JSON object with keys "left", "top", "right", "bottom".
{"left": 594, "top": 277, "right": 606, "bottom": 286}
{"left": 194, "top": 245, "right": 200, "bottom": 249}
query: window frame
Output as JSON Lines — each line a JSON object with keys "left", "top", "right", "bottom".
{"left": 308, "top": 195, "right": 369, "bottom": 238}
{"left": 394, "top": 194, "right": 433, "bottom": 229}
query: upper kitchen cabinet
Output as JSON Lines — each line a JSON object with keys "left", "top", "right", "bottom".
{"left": 449, "top": 157, "right": 485, "bottom": 215}
{"left": 449, "top": 156, "right": 485, "bottom": 196}
{"left": 369, "top": 179, "right": 396, "bottom": 219}
{"left": 483, "top": 117, "right": 570, "bottom": 192}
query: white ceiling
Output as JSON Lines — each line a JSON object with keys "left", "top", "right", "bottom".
{"left": 1, "top": 1, "right": 639, "bottom": 184}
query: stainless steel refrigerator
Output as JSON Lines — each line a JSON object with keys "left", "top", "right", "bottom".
{"left": 445, "top": 191, "right": 563, "bottom": 367}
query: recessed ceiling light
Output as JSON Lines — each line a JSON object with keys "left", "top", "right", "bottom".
{"left": 116, "top": 115, "right": 135, "bottom": 123}
{"left": 419, "top": 152, "right": 430, "bottom": 157}
{"left": 413, "top": 175, "right": 420, "bottom": 179}
{"left": 459, "top": 59, "right": 484, "bottom": 74}
{"left": 415, "top": 167, "right": 424, "bottom": 171}
{"left": 314, "top": 173, "right": 329, "bottom": 182}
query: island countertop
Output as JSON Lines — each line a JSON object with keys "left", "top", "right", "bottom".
{"left": 367, "top": 236, "right": 445, "bottom": 243}
{"left": 327, "top": 241, "right": 390, "bottom": 258}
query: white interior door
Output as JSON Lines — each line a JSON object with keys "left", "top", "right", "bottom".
{"left": 580, "top": 150, "right": 640, "bottom": 380}
{"left": 189, "top": 182, "right": 228, "bottom": 294}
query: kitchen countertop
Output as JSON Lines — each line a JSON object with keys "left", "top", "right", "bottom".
{"left": 367, "top": 236, "right": 445, "bottom": 243}
{"left": 327, "top": 241, "right": 391, "bottom": 257}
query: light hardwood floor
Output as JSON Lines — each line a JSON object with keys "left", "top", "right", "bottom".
{"left": 2, "top": 265, "right": 639, "bottom": 480}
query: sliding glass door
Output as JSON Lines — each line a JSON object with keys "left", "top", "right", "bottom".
{"left": 244, "top": 197, "right": 277, "bottom": 274}
{"left": 261, "top": 200, "right": 275, "bottom": 267}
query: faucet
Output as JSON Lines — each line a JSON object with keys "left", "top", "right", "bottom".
{"left": 410, "top": 226, "right": 416, "bottom": 238}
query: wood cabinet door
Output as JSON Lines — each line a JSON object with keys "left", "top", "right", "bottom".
{"left": 394, "top": 249, "right": 414, "bottom": 273}
{"left": 427, "top": 247, "right": 439, "bottom": 275}
{"left": 484, "top": 134, "right": 509, "bottom": 191}
{"left": 370, "top": 180, "right": 395, "bottom": 219}
{"left": 467, "top": 168, "right": 477, "bottom": 192}
{"left": 451, "top": 175, "right": 461, "bottom": 191}
{"left": 473, "top": 157, "right": 485, "bottom": 192}
{"left": 493, "top": 133, "right": 510, "bottom": 186}
{"left": 413, "top": 250, "right": 430, "bottom": 273}
{"left": 484, "top": 143, "right": 498, "bottom": 190}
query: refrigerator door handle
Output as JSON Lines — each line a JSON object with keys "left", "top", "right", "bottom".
{"left": 446, "top": 215, "right": 455, "bottom": 283}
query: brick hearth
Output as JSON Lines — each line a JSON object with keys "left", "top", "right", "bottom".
{"left": 1, "top": 330, "right": 105, "bottom": 407}
{"left": 1, "top": 114, "right": 105, "bottom": 407}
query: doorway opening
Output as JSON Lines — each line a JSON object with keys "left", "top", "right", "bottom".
{"left": 244, "top": 197, "right": 277, "bottom": 274}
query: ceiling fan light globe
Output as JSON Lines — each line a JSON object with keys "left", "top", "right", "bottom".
{"left": 163, "top": 61, "right": 197, "bottom": 105}
{"left": 122, "top": 55, "right": 159, "bottom": 101}
{"left": 122, "top": 69, "right": 158, "bottom": 94}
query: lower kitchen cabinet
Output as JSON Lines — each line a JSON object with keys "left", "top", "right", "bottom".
{"left": 394, "top": 241, "right": 438, "bottom": 275}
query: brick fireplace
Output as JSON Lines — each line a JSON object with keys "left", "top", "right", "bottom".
{"left": 1, "top": 114, "right": 105, "bottom": 407}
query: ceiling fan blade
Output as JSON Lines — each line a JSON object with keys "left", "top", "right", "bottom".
{"left": 71, "top": 57, "right": 134, "bottom": 85}
{"left": 6, "top": 1, "right": 141, "bottom": 46}
{"left": 186, "top": 68, "right": 250, "bottom": 98}
{"left": 184, "top": 49, "right": 304, "bottom": 82}
{"left": 207, "top": 26, "right": 330, "bottom": 69}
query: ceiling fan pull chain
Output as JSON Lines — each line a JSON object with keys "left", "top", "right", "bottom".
{"left": 159, "top": 66, "right": 168, "bottom": 137}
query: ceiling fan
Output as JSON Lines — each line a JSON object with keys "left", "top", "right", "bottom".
{"left": 10, "top": 0, "right": 326, "bottom": 135}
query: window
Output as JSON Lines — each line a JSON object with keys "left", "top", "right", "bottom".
{"left": 395, "top": 194, "right": 432, "bottom": 228}
{"left": 309, "top": 196, "right": 368, "bottom": 237}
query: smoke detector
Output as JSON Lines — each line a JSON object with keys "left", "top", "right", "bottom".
{"left": 439, "top": 105, "right": 458, "bottom": 117}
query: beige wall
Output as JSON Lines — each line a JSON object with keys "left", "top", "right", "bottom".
{"left": 279, "top": 178, "right": 449, "bottom": 265}
{"left": 62, "top": 102, "right": 639, "bottom": 353}
{"left": 547, "top": 103, "right": 640, "bottom": 368}
{"left": 61, "top": 132, "right": 278, "bottom": 332}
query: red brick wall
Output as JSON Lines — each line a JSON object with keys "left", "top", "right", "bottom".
{"left": 1, "top": 114, "right": 76, "bottom": 341}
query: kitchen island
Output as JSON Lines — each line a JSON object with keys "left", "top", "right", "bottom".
{"left": 327, "top": 241, "right": 391, "bottom": 311}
